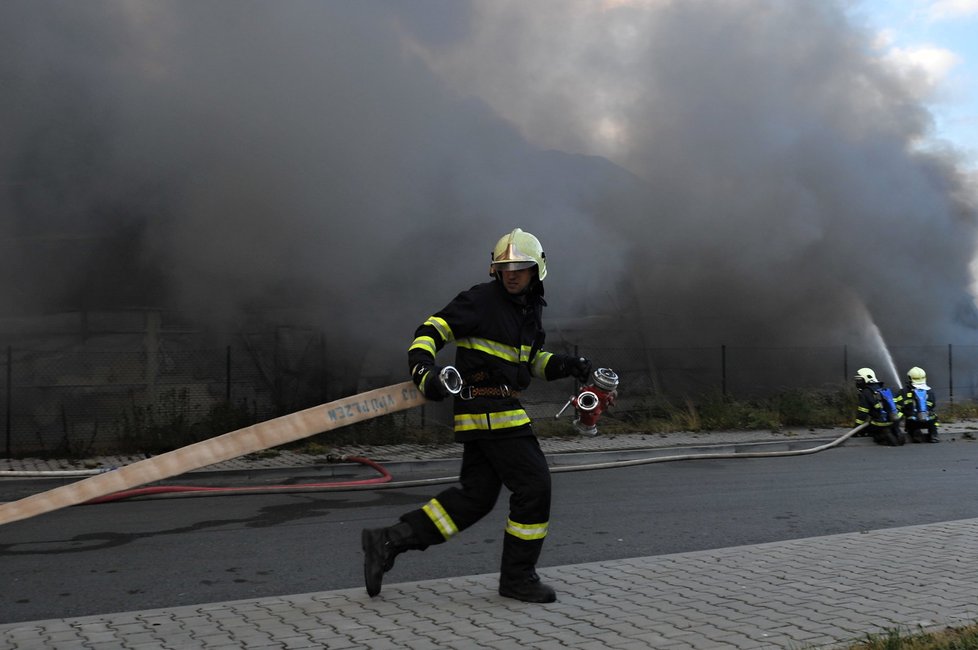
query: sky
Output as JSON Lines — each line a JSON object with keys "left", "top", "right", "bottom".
{"left": 1, "top": 0, "right": 978, "bottom": 387}
{"left": 851, "top": 0, "right": 978, "bottom": 167}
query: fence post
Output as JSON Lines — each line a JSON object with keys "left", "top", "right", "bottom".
{"left": 145, "top": 310, "right": 161, "bottom": 403}
{"left": 226, "top": 345, "right": 232, "bottom": 402}
{"left": 321, "top": 331, "right": 328, "bottom": 402}
{"left": 843, "top": 344, "right": 848, "bottom": 384}
{"left": 574, "top": 344, "right": 580, "bottom": 388}
{"left": 5, "top": 345, "right": 10, "bottom": 458}
{"left": 721, "top": 344, "right": 727, "bottom": 396}
{"left": 948, "top": 343, "right": 954, "bottom": 406}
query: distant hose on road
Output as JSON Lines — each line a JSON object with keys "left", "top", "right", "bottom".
{"left": 48, "top": 423, "right": 868, "bottom": 503}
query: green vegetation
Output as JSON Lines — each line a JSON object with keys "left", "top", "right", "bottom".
{"left": 92, "top": 385, "right": 978, "bottom": 456}
{"left": 830, "top": 623, "right": 978, "bottom": 649}
{"left": 613, "top": 386, "right": 855, "bottom": 434}
{"left": 112, "top": 389, "right": 254, "bottom": 455}
{"left": 297, "top": 386, "right": 863, "bottom": 450}
{"left": 945, "top": 400, "right": 978, "bottom": 421}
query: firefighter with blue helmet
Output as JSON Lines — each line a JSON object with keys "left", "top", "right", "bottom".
{"left": 899, "top": 366, "right": 940, "bottom": 443}
{"left": 361, "top": 228, "right": 592, "bottom": 603}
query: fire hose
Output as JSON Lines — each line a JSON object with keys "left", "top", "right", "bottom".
{"left": 81, "top": 455, "right": 392, "bottom": 503}
{"left": 0, "top": 365, "right": 869, "bottom": 504}
{"left": 0, "top": 365, "right": 591, "bottom": 483}
{"left": 0, "top": 366, "right": 463, "bottom": 481}
{"left": 322, "top": 421, "right": 869, "bottom": 491}
{"left": 0, "top": 454, "right": 388, "bottom": 480}
{"left": 44, "top": 421, "right": 868, "bottom": 502}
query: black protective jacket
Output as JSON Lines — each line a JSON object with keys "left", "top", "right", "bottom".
{"left": 897, "top": 384, "right": 940, "bottom": 426}
{"left": 854, "top": 385, "right": 893, "bottom": 427}
{"left": 408, "top": 280, "right": 574, "bottom": 442}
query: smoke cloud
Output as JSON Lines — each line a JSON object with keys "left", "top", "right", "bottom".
{"left": 1, "top": 1, "right": 976, "bottom": 376}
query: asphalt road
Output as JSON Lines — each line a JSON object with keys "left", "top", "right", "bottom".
{"left": 2, "top": 438, "right": 977, "bottom": 624}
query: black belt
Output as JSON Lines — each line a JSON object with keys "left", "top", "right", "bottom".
{"left": 459, "top": 385, "right": 520, "bottom": 400}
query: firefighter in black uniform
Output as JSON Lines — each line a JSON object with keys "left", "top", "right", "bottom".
{"left": 361, "top": 228, "right": 591, "bottom": 603}
{"left": 899, "top": 366, "right": 940, "bottom": 443}
{"left": 853, "top": 367, "right": 904, "bottom": 446}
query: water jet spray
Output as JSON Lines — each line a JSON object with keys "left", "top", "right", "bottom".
{"left": 866, "top": 319, "right": 900, "bottom": 387}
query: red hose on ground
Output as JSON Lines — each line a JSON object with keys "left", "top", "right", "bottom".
{"left": 83, "top": 456, "right": 392, "bottom": 504}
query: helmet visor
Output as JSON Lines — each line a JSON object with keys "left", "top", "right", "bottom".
{"left": 492, "top": 260, "right": 536, "bottom": 273}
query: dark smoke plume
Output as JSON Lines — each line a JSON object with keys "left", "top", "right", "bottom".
{"left": 1, "top": 1, "right": 976, "bottom": 378}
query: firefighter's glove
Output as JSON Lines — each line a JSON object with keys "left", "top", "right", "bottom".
{"left": 554, "top": 354, "right": 592, "bottom": 382}
{"left": 412, "top": 363, "right": 449, "bottom": 401}
{"left": 570, "top": 357, "right": 593, "bottom": 383}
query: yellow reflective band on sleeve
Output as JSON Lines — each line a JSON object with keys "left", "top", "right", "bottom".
{"left": 531, "top": 350, "right": 552, "bottom": 378}
{"left": 453, "top": 409, "right": 531, "bottom": 432}
{"left": 505, "top": 518, "right": 549, "bottom": 540}
{"left": 409, "top": 336, "right": 438, "bottom": 356}
{"left": 456, "top": 337, "right": 519, "bottom": 363}
{"left": 422, "top": 499, "right": 458, "bottom": 540}
{"left": 520, "top": 344, "right": 540, "bottom": 363}
{"left": 425, "top": 317, "right": 454, "bottom": 343}
{"left": 418, "top": 370, "right": 432, "bottom": 393}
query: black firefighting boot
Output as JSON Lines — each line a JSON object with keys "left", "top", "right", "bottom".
{"left": 362, "top": 521, "right": 422, "bottom": 597}
{"left": 498, "top": 534, "right": 556, "bottom": 603}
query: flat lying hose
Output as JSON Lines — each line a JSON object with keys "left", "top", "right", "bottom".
{"left": 0, "top": 467, "right": 117, "bottom": 478}
{"left": 344, "top": 422, "right": 871, "bottom": 490}
{"left": 53, "top": 423, "right": 868, "bottom": 503}
{"left": 550, "top": 421, "right": 868, "bottom": 473}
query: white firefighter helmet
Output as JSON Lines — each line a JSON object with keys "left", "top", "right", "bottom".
{"left": 490, "top": 228, "right": 547, "bottom": 280}
{"left": 907, "top": 366, "right": 928, "bottom": 388}
{"left": 855, "top": 367, "right": 878, "bottom": 386}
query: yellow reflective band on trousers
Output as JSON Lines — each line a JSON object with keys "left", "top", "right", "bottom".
{"left": 422, "top": 499, "right": 459, "bottom": 540}
{"left": 454, "top": 409, "right": 531, "bottom": 432}
{"left": 505, "top": 518, "right": 549, "bottom": 540}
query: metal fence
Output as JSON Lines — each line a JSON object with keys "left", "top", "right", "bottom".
{"left": 0, "top": 330, "right": 339, "bottom": 457}
{"left": 3, "top": 337, "right": 977, "bottom": 457}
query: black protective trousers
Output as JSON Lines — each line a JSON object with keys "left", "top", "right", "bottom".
{"left": 905, "top": 419, "right": 938, "bottom": 441}
{"left": 400, "top": 434, "right": 552, "bottom": 584}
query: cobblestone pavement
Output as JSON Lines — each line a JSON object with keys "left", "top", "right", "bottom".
{"left": 3, "top": 423, "right": 978, "bottom": 649}
{"left": 2, "top": 518, "right": 977, "bottom": 649}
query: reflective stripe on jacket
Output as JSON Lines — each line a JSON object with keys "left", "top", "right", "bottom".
{"left": 897, "top": 384, "right": 940, "bottom": 425}
{"left": 408, "top": 280, "right": 561, "bottom": 442}
{"left": 855, "top": 386, "right": 891, "bottom": 427}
